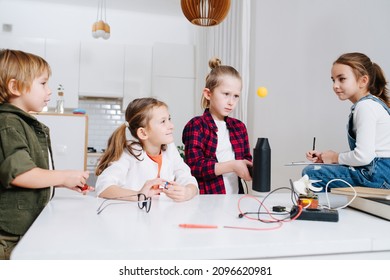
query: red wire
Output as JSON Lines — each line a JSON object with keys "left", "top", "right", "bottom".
{"left": 235, "top": 194, "right": 303, "bottom": 229}
{"left": 289, "top": 205, "right": 303, "bottom": 221}
{"left": 237, "top": 195, "right": 280, "bottom": 222}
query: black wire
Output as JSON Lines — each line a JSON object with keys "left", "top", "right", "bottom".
{"left": 255, "top": 187, "right": 290, "bottom": 222}
{"left": 289, "top": 179, "right": 300, "bottom": 206}
{"left": 96, "top": 200, "right": 131, "bottom": 215}
{"left": 96, "top": 194, "right": 152, "bottom": 215}
{"left": 242, "top": 179, "right": 249, "bottom": 194}
{"left": 248, "top": 181, "right": 301, "bottom": 223}
{"left": 238, "top": 211, "right": 290, "bottom": 218}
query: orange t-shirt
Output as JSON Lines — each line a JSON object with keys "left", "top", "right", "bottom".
{"left": 147, "top": 153, "right": 162, "bottom": 190}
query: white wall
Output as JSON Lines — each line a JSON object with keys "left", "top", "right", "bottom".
{"left": 0, "top": 0, "right": 194, "bottom": 45}
{"left": 248, "top": 0, "right": 390, "bottom": 188}
{"left": 3, "top": 0, "right": 390, "bottom": 189}
{"left": 0, "top": 0, "right": 196, "bottom": 146}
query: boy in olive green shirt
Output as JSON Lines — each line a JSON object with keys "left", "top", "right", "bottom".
{"left": 0, "top": 49, "right": 92, "bottom": 260}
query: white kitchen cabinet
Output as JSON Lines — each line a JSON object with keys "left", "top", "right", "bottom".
{"left": 152, "top": 42, "right": 195, "bottom": 78}
{"left": 79, "top": 41, "right": 125, "bottom": 97}
{"left": 0, "top": 35, "right": 45, "bottom": 57}
{"left": 34, "top": 113, "right": 88, "bottom": 171}
{"left": 152, "top": 43, "right": 195, "bottom": 145}
{"left": 0, "top": 36, "right": 79, "bottom": 109}
{"left": 45, "top": 39, "right": 80, "bottom": 109}
{"left": 152, "top": 76, "right": 195, "bottom": 145}
{"left": 122, "top": 45, "right": 152, "bottom": 111}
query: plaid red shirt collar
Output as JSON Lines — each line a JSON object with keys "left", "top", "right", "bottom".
{"left": 202, "top": 108, "right": 236, "bottom": 131}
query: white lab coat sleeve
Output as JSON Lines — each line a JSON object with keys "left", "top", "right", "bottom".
{"left": 95, "top": 152, "right": 134, "bottom": 196}
{"left": 165, "top": 143, "right": 198, "bottom": 191}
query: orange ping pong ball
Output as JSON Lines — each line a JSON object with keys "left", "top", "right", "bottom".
{"left": 257, "top": 87, "right": 268, "bottom": 98}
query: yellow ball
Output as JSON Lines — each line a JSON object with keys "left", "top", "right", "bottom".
{"left": 257, "top": 87, "right": 268, "bottom": 98}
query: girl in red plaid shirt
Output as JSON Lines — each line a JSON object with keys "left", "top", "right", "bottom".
{"left": 182, "top": 58, "right": 252, "bottom": 194}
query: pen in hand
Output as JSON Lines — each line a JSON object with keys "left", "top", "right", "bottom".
{"left": 311, "top": 137, "right": 317, "bottom": 159}
{"left": 312, "top": 137, "right": 316, "bottom": 151}
{"left": 309, "top": 137, "right": 318, "bottom": 159}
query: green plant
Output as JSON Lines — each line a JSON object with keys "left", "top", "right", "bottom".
{"left": 177, "top": 145, "right": 185, "bottom": 160}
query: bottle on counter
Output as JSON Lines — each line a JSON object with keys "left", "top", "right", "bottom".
{"left": 252, "top": 137, "right": 271, "bottom": 192}
{"left": 55, "top": 85, "right": 65, "bottom": 114}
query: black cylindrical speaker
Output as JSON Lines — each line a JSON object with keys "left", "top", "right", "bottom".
{"left": 252, "top": 138, "right": 271, "bottom": 192}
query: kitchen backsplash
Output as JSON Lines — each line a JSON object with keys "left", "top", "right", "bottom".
{"left": 78, "top": 97, "right": 125, "bottom": 152}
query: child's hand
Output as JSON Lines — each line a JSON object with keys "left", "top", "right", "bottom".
{"left": 162, "top": 181, "right": 196, "bottom": 202}
{"left": 62, "top": 170, "right": 90, "bottom": 190}
{"left": 306, "top": 151, "right": 323, "bottom": 163}
{"left": 75, "top": 184, "right": 95, "bottom": 195}
{"left": 233, "top": 159, "right": 252, "bottom": 181}
{"left": 63, "top": 170, "right": 96, "bottom": 195}
{"left": 140, "top": 178, "right": 164, "bottom": 197}
{"left": 319, "top": 150, "right": 339, "bottom": 164}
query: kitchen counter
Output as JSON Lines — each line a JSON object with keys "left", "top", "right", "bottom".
{"left": 11, "top": 192, "right": 390, "bottom": 260}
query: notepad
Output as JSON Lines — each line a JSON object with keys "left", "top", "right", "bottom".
{"left": 347, "top": 196, "right": 390, "bottom": 221}
{"left": 331, "top": 186, "right": 390, "bottom": 221}
{"left": 284, "top": 161, "right": 341, "bottom": 166}
{"left": 331, "top": 186, "right": 390, "bottom": 200}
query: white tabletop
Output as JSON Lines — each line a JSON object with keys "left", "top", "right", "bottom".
{"left": 11, "top": 188, "right": 390, "bottom": 260}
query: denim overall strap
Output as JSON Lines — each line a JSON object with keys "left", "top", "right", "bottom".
{"left": 347, "top": 94, "right": 390, "bottom": 150}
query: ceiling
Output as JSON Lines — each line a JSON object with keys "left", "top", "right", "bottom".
{"left": 21, "top": 0, "right": 183, "bottom": 16}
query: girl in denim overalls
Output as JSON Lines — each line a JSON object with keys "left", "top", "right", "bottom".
{"left": 302, "top": 52, "right": 390, "bottom": 190}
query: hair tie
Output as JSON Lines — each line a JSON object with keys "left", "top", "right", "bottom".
{"left": 125, "top": 121, "right": 130, "bottom": 128}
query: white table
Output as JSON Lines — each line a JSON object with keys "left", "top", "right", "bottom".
{"left": 11, "top": 189, "right": 390, "bottom": 260}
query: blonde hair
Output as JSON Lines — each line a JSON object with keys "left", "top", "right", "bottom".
{"left": 0, "top": 49, "right": 51, "bottom": 104}
{"left": 201, "top": 57, "right": 242, "bottom": 109}
{"left": 96, "top": 97, "right": 168, "bottom": 175}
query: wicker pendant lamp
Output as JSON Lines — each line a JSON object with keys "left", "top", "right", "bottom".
{"left": 181, "top": 0, "right": 231, "bottom": 27}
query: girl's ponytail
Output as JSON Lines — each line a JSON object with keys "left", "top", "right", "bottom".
{"left": 371, "top": 63, "right": 390, "bottom": 107}
{"left": 95, "top": 124, "right": 128, "bottom": 176}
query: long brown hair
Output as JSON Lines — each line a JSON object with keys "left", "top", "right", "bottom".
{"left": 201, "top": 57, "right": 242, "bottom": 109}
{"left": 334, "top": 52, "right": 390, "bottom": 106}
{"left": 96, "top": 97, "right": 168, "bottom": 175}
